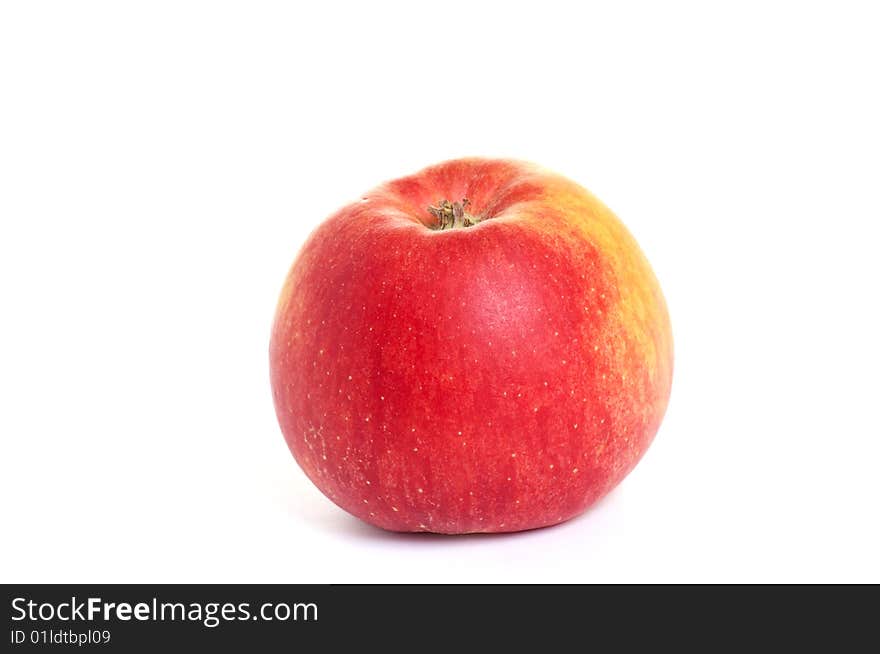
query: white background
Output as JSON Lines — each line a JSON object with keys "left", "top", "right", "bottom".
{"left": 2, "top": 1, "right": 878, "bottom": 583}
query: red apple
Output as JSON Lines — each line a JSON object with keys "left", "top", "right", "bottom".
{"left": 270, "top": 158, "right": 673, "bottom": 533}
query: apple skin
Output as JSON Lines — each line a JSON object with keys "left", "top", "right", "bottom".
{"left": 270, "top": 158, "right": 672, "bottom": 533}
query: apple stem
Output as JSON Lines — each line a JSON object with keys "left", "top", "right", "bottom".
{"left": 427, "top": 198, "right": 482, "bottom": 230}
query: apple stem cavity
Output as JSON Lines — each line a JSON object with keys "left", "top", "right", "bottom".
{"left": 427, "top": 198, "right": 483, "bottom": 230}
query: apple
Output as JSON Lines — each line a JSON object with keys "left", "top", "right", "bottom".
{"left": 270, "top": 158, "right": 672, "bottom": 533}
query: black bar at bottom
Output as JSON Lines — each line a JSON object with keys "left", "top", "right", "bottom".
{"left": 2, "top": 584, "right": 876, "bottom": 650}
